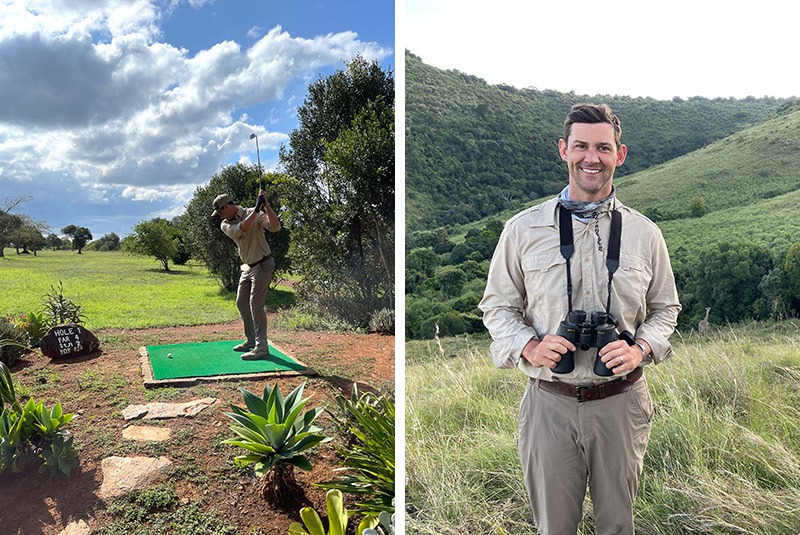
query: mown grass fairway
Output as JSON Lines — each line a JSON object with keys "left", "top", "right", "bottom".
{"left": 406, "top": 323, "right": 800, "bottom": 534}
{"left": 0, "top": 249, "right": 267, "bottom": 329}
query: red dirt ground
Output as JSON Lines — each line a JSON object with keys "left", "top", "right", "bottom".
{"left": 0, "top": 319, "right": 395, "bottom": 534}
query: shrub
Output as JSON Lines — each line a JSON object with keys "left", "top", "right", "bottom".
{"left": 11, "top": 311, "right": 48, "bottom": 347}
{"left": 0, "top": 362, "right": 78, "bottom": 476}
{"left": 41, "top": 281, "right": 87, "bottom": 326}
{"left": 289, "top": 488, "right": 379, "bottom": 535}
{"left": 0, "top": 319, "right": 28, "bottom": 366}
{"left": 222, "top": 382, "right": 331, "bottom": 508}
{"left": 319, "top": 386, "right": 395, "bottom": 515}
{"left": 368, "top": 308, "right": 394, "bottom": 334}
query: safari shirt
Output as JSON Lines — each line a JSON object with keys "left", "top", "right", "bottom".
{"left": 220, "top": 207, "right": 274, "bottom": 266}
{"left": 479, "top": 196, "right": 681, "bottom": 385}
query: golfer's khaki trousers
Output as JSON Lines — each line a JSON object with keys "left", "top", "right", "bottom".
{"left": 518, "top": 375, "right": 653, "bottom": 535}
{"left": 236, "top": 257, "right": 275, "bottom": 352}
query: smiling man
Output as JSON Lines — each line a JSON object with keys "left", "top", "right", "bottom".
{"left": 480, "top": 103, "right": 681, "bottom": 534}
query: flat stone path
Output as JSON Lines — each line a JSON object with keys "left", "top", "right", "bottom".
{"left": 58, "top": 398, "right": 218, "bottom": 535}
{"left": 122, "top": 397, "right": 218, "bottom": 420}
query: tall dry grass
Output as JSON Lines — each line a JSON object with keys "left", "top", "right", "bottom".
{"left": 406, "top": 322, "right": 800, "bottom": 534}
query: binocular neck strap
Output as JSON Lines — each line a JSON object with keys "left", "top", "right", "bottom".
{"left": 605, "top": 209, "right": 622, "bottom": 313}
{"left": 558, "top": 205, "right": 575, "bottom": 313}
{"left": 558, "top": 205, "right": 622, "bottom": 314}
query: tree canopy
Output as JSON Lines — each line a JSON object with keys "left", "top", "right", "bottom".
{"left": 277, "top": 55, "right": 395, "bottom": 326}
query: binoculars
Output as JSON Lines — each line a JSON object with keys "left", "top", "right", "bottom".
{"left": 553, "top": 310, "right": 634, "bottom": 377}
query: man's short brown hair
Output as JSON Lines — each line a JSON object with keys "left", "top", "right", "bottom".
{"left": 564, "top": 103, "right": 622, "bottom": 148}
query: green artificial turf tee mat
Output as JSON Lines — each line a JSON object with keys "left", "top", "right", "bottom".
{"left": 141, "top": 340, "right": 310, "bottom": 385}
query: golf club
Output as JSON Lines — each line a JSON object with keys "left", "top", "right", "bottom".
{"left": 249, "top": 132, "right": 262, "bottom": 192}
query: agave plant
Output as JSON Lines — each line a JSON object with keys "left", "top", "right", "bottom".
{"left": 362, "top": 511, "right": 395, "bottom": 535}
{"left": 223, "top": 381, "right": 331, "bottom": 508}
{"left": 0, "top": 361, "right": 77, "bottom": 476}
{"left": 289, "top": 488, "right": 378, "bottom": 535}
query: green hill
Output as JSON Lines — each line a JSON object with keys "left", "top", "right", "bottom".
{"left": 616, "top": 102, "right": 800, "bottom": 224}
{"left": 405, "top": 52, "right": 800, "bottom": 338}
{"left": 406, "top": 50, "right": 788, "bottom": 233}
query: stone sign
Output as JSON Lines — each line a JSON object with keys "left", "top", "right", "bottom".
{"left": 40, "top": 323, "right": 100, "bottom": 359}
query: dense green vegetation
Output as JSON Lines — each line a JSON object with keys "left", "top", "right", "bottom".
{"left": 405, "top": 51, "right": 800, "bottom": 338}
{"left": 406, "top": 50, "right": 788, "bottom": 232}
{"left": 406, "top": 325, "right": 800, "bottom": 534}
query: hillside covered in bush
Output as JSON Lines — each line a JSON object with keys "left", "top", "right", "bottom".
{"left": 406, "top": 50, "right": 787, "bottom": 232}
{"left": 405, "top": 51, "right": 800, "bottom": 339}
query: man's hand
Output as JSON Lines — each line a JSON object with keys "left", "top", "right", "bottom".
{"left": 598, "top": 339, "right": 646, "bottom": 375}
{"left": 522, "top": 334, "right": 576, "bottom": 369}
{"left": 254, "top": 193, "right": 266, "bottom": 212}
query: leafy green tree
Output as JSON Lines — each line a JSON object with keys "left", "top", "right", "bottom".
{"left": 60, "top": 225, "right": 92, "bottom": 254}
{"left": 0, "top": 195, "right": 32, "bottom": 258}
{"left": 780, "top": 243, "right": 800, "bottom": 314}
{"left": 277, "top": 56, "right": 394, "bottom": 326}
{"left": 183, "top": 164, "right": 290, "bottom": 291}
{"left": 687, "top": 242, "right": 773, "bottom": 323}
{"left": 45, "top": 233, "right": 62, "bottom": 251}
{"left": 87, "top": 233, "right": 120, "bottom": 252}
{"left": 10, "top": 216, "right": 47, "bottom": 255}
{"left": 122, "top": 218, "right": 181, "bottom": 271}
{"left": 435, "top": 266, "right": 467, "bottom": 298}
{"left": 406, "top": 247, "right": 439, "bottom": 293}
{"left": 690, "top": 197, "right": 707, "bottom": 218}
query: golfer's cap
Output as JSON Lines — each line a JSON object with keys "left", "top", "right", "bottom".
{"left": 211, "top": 193, "right": 233, "bottom": 215}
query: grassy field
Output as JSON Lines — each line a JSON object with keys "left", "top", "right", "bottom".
{"left": 0, "top": 249, "right": 293, "bottom": 329}
{"left": 406, "top": 322, "right": 800, "bottom": 534}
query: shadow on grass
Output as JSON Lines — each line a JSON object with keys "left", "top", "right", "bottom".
{"left": 143, "top": 268, "right": 198, "bottom": 276}
{"left": 267, "top": 287, "right": 296, "bottom": 310}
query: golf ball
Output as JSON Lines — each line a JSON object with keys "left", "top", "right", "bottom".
{"left": 167, "top": 353, "right": 173, "bottom": 358}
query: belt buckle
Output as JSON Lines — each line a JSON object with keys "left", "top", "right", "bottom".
{"left": 576, "top": 383, "right": 605, "bottom": 402}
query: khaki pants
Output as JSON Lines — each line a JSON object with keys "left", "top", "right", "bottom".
{"left": 236, "top": 257, "right": 274, "bottom": 353}
{"left": 518, "top": 376, "right": 653, "bottom": 535}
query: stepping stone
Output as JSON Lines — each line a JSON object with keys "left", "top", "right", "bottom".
{"left": 121, "top": 397, "right": 217, "bottom": 420}
{"left": 123, "top": 425, "right": 172, "bottom": 442}
{"left": 58, "top": 519, "right": 91, "bottom": 535}
{"left": 99, "top": 456, "right": 173, "bottom": 501}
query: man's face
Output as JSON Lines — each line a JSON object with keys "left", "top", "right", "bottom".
{"left": 219, "top": 203, "right": 238, "bottom": 220}
{"left": 558, "top": 122, "right": 627, "bottom": 202}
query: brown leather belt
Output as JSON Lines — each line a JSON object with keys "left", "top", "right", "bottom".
{"left": 537, "top": 366, "right": 643, "bottom": 402}
{"left": 248, "top": 254, "right": 272, "bottom": 268}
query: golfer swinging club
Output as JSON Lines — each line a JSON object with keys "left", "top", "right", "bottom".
{"left": 211, "top": 188, "right": 281, "bottom": 360}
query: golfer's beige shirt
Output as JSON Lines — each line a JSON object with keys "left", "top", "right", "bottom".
{"left": 479, "top": 196, "right": 681, "bottom": 385}
{"left": 221, "top": 207, "right": 275, "bottom": 266}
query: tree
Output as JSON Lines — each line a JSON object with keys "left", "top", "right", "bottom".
{"left": 61, "top": 225, "right": 92, "bottom": 254}
{"left": 11, "top": 217, "right": 47, "bottom": 255}
{"left": 277, "top": 56, "right": 394, "bottom": 326}
{"left": 122, "top": 219, "right": 180, "bottom": 271}
{"left": 0, "top": 195, "right": 32, "bottom": 258}
{"left": 183, "top": 164, "right": 290, "bottom": 291}
{"left": 687, "top": 242, "right": 773, "bottom": 323}
{"left": 87, "top": 233, "right": 120, "bottom": 252}
{"left": 781, "top": 243, "right": 800, "bottom": 314}
{"left": 45, "top": 233, "right": 63, "bottom": 251}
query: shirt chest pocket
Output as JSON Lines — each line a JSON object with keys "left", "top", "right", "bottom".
{"left": 521, "top": 252, "right": 567, "bottom": 314}
{"left": 614, "top": 253, "right": 651, "bottom": 306}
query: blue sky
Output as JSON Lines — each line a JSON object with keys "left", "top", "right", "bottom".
{"left": 405, "top": 0, "right": 798, "bottom": 101}
{"left": 0, "top": 0, "right": 394, "bottom": 239}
